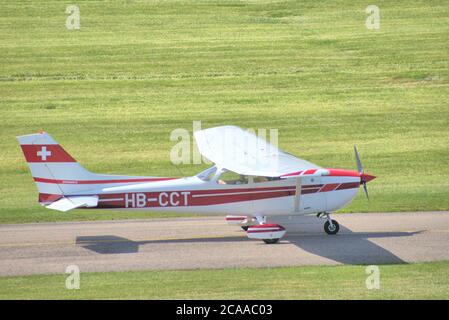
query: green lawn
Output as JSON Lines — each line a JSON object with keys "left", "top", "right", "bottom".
{"left": 1, "top": 0, "right": 448, "bottom": 223}
{"left": 1, "top": 261, "right": 448, "bottom": 299}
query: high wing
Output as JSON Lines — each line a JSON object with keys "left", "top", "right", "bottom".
{"left": 194, "top": 125, "right": 322, "bottom": 177}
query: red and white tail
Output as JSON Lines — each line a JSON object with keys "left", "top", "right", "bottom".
{"left": 17, "top": 132, "right": 101, "bottom": 202}
{"left": 17, "top": 131, "right": 175, "bottom": 205}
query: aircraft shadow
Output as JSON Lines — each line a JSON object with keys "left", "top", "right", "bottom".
{"left": 76, "top": 235, "right": 140, "bottom": 254}
{"left": 75, "top": 235, "right": 247, "bottom": 254}
{"left": 284, "top": 229, "right": 418, "bottom": 265}
{"left": 76, "top": 225, "right": 421, "bottom": 265}
{"left": 269, "top": 216, "right": 420, "bottom": 264}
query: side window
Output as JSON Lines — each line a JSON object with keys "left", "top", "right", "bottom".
{"left": 217, "top": 171, "right": 248, "bottom": 185}
{"left": 254, "top": 176, "right": 282, "bottom": 183}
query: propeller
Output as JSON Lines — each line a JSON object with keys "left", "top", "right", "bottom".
{"left": 354, "top": 145, "right": 369, "bottom": 200}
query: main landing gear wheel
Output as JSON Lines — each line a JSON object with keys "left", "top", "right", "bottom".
{"left": 263, "top": 238, "right": 280, "bottom": 244}
{"left": 324, "top": 219, "right": 340, "bottom": 235}
{"left": 241, "top": 226, "right": 249, "bottom": 231}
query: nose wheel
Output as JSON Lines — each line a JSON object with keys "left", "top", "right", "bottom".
{"left": 318, "top": 212, "right": 340, "bottom": 235}
{"left": 324, "top": 219, "right": 339, "bottom": 235}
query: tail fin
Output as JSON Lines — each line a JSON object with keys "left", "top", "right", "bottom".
{"left": 17, "top": 131, "right": 176, "bottom": 206}
{"left": 17, "top": 131, "right": 96, "bottom": 202}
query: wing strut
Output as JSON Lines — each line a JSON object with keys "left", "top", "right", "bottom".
{"left": 294, "top": 177, "right": 302, "bottom": 212}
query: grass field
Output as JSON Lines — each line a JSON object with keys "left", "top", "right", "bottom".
{"left": 0, "top": 261, "right": 448, "bottom": 299}
{"left": 1, "top": 0, "right": 448, "bottom": 223}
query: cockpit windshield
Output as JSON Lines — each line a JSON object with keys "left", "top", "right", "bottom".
{"left": 196, "top": 166, "right": 217, "bottom": 181}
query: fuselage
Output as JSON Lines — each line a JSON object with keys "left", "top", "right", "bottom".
{"left": 18, "top": 131, "right": 376, "bottom": 220}
{"left": 44, "top": 167, "right": 373, "bottom": 217}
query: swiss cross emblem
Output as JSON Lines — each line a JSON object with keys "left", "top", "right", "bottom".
{"left": 37, "top": 146, "right": 52, "bottom": 161}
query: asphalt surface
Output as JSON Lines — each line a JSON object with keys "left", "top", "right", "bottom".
{"left": 0, "top": 212, "right": 448, "bottom": 276}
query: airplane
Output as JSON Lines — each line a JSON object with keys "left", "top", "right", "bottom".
{"left": 17, "top": 126, "right": 375, "bottom": 244}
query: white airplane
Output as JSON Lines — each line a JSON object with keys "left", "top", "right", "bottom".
{"left": 17, "top": 126, "right": 375, "bottom": 244}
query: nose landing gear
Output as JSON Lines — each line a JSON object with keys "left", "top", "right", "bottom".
{"left": 317, "top": 212, "right": 340, "bottom": 235}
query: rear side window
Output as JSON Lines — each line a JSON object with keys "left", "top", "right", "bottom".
{"left": 217, "top": 170, "right": 248, "bottom": 185}
{"left": 254, "top": 176, "right": 282, "bottom": 183}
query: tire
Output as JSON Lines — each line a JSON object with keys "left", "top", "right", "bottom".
{"left": 241, "top": 226, "right": 249, "bottom": 231}
{"left": 324, "top": 220, "right": 340, "bottom": 235}
{"left": 263, "top": 238, "right": 280, "bottom": 244}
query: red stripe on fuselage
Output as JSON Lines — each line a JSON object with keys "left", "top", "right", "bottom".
{"left": 34, "top": 177, "right": 177, "bottom": 184}
{"left": 319, "top": 183, "right": 340, "bottom": 192}
{"left": 39, "top": 182, "right": 360, "bottom": 208}
{"left": 190, "top": 185, "right": 320, "bottom": 195}
{"left": 336, "top": 182, "right": 360, "bottom": 190}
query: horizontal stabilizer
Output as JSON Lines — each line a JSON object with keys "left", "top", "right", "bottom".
{"left": 46, "top": 195, "right": 98, "bottom": 212}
